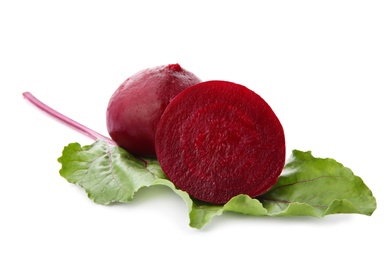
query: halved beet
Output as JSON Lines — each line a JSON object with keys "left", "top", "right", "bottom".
{"left": 155, "top": 80, "right": 285, "bottom": 204}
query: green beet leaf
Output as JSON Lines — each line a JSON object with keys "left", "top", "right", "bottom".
{"left": 58, "top": 141, "right": 376, "bottom": 229}
{"left": 187, "top": 150, "right": 377, "bottom": 228}
{"left": 258, "top": 150, "right": 377, "bottom": 217}
{"left": 58, "top": 140, "right": 166, "bottom": 204}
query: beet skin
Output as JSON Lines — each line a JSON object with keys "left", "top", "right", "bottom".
{"left": 155, "top": 81, "right": 286, "bottom": 204}
{"left": 106, "top": 64, "right": 201, "bottom": 157}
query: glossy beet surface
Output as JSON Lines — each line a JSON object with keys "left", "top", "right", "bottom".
{"left": 155, "top": 81, "right": 286, "bottom": 204}
{"left": 106, "top": 64, "right": 201, "bottom": 157}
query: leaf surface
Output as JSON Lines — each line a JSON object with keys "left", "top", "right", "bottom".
{"left": 258, "top": 150, "right": 377, "bottom": 217}
{"left": 184, "top": 150, "right": 377, "bottom": 228}
{"left": 58, "top": 141, "right": 376, "bottom": 228}
{"left": 58, "top": 140, "right": 163, "bottom": 204}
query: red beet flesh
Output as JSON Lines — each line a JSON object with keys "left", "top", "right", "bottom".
{"left": 155, "top": 81, "right": 286, "bottom": 204}
{"left": 106, "top": 64, "right": 201, "bottom": 157}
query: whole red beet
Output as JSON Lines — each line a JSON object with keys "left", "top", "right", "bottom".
{"left": 106, "top": 64, "right": 201, "bottom": 157}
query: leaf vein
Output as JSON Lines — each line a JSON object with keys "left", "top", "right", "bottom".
{"left": 261, "top": 198, "right": 328, "bottom": 209}
{"left": 266, "top": 175, "right": 342, "bottom": 193}
{"left": 106, "top": 144, "right": 123, "bottom": 191}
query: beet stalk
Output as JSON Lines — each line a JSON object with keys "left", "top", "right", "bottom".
{"left": 23, "top": 92, "right": 116, "bottom": 145}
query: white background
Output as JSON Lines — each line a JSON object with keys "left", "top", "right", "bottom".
{"left": 1, "top": 0, "right": 389, "bottom": 259}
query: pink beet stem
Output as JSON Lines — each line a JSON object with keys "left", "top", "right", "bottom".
{"left": 23, "top": 91, "right": 116, "bottom": 145}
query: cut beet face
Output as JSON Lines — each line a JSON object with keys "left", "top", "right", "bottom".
{"left": 155, "top": 80, "right": 286, "bottom": 204}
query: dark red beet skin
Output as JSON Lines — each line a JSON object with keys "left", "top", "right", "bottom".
{"left": 155, "top": 80, "right": 286, "bottom": 204}
{"left": 106, "top": 64, "right": 201, "bottom": 157}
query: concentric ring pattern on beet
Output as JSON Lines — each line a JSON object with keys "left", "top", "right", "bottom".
{"left": 155, "top": 80, "right": 286, "bottom": 204}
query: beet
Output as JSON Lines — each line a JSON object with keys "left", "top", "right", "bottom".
{"left": 106, "top": 64, "right": 201, "bottom": 157}
{"left": 155, "top": 80, "right": 285, "bottom": 204}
